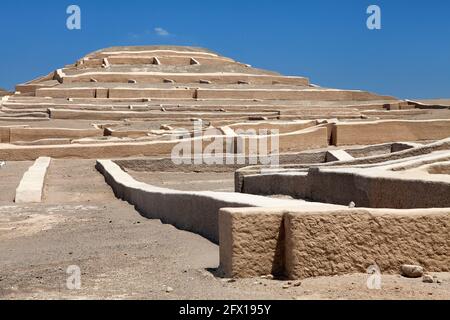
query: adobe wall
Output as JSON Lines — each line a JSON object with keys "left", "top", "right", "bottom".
{"left": 307, "top": 167, "right": 450, "bottom": 209}
{"left": 219, "top": 207, "right": 450, "bottom": 279}
{"left": 95, "top": 160, "right": 308, "bottom": 243}
{"left": 285, "top": 209, "right": 450, "bottom": 279}
{"left": 48, "top": 108, "right": 278, "bottom": 121}
{"left": 63, "top": 73, "right": 309, "bottom": 86}
{"left": 108, "top": 88, "right": 196, "bottom": 99}
{"left": 242, "top": 173, "right": 309, "bottom": 199}
{"left": 15, "top": 157, "right": 51, "bottom": 203}
{"left": 235, "top": 138, "right": 450, "bottom": 193}
{"left": 0, "top": 134, "right": 237, "bottom": 161}
{"left": 197, "top": 89, "right": 394, "bottom": 101}
{"left": 219, "top": 208, "right": 286, "bottom": 278}
{"left": 228, "top": 120, "right": 316, "bottom": 134}
{"left": 236, "top": 127, "right": 328, "bottom": 154}
{"left": 332, "top": 120, "right": 450, "bottom": 146}
{"left": 9, "top": 127, "right": 103, "bottom": 143}
{"left": 36, "top": 88, "right": 97, "bottom": 98}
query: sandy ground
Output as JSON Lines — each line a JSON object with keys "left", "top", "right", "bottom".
{"left": 129, "top": 171, "right": 235, "bottom": 192}
{"left": 0, "top": 160, "right": 449, "bottom": 300}
{"left": 0, "top": 161, "right": 33, "bottom": 204}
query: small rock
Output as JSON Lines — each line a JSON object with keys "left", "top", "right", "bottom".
{"left": 166, "top": 286, "right": 174, "bottom": 293}
{"left": 422, "top": 275, "right": 434, "bottom": 283}
{"left": 282, "top": 284, "right": 291, "bottom": 289}
{"left": 160, "top": 107, "right": 167, "bottom": 112}
{"left": 0, "top": 161, "right": 6, "bottom": 168}
{"left": 348, "top": 201, "right": 356, "bottom": 208}
{"left": 293, "top": 281, "right": 302, "bottom": 287}
{"left": 226, "top": 279, "right": 236, "bottom": 283}
{"left": 437, "top": 279, "right": 443, "bottom": 284}
{"left": 401, "top": 264, "right": 424, "bottom": 278}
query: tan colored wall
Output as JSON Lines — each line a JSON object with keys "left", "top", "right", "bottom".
{"left": 9, "top": 128, "right": 103, "bottom": 143}
{"left": 229, "top": 120, "right": 316, "bottom": 134}
{"left": 36, "top": 88, "right": 97, "bottom": 98}
{"left": 106, "top": 55, "right": 234, "bottom": 66}
{"left": 219, "top": 209, "right": 286, "bottom": 278}
{"left": 197, "top": 89, "right": 394, "bottom": 101}
{"left": 15, "top": 157, "right": 51, "bottom": 203}
{"left": 332, "top": 120, "right": 450, "bottom": 146}
{"left": 236, "top": 127, "right": 328, "bottom": 154}
{"left": 94, "top": 50, "right": 223, "bottom": 59}
{"left": 48, "top": 108, "right": 277, "bottom": 121}
{"left": 285, "top": 209, "right": 450, "bottom": 279}
{"left": 0, "top": 127, "right": 10, "bottom": 143}
{"left": 0, "top": 134, "right": 234, "bottom": 161}
{"left": 0, "top": 125, "right": 29, "bottom": 143}
{"left": 63, "top": 73, "right": 309, "bottom": 86}
{"left": 96, "top": 160, "right": 308, "bottom": 244}
{"left": 242, "top": 173, "right": 309, "bottom": 199}
{"left": 219, "top": 207, "right": 450, "bottom": 279}
{"left": 108, "top": 88, "right": 196, "bottom": 99}
{"left": 307, "top": 167, "right": 450, "bottom": 209}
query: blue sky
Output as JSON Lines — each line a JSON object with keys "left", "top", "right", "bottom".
{"left": 0, "top": 0, "right": 449, "bottom": 98}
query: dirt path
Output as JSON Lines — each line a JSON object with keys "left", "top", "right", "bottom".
{"left": 0, "top": 161, "right": 33, "bottom": 204}
{"left": 129, "top": 171, "right": 235, "bottom": 192}
{"left": 0, "top": 160, "right": 448, "bottom": 300}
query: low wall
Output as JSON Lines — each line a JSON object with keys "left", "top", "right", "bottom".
{"left": 219, "top": 207, "right": 450, "bottom": 279}
{"left": 48, "top": 108, "right": 277, "bottom": 121}
{"left": 236, "top": 127, "right": 328, "bottom": 154}
{"left": 307, "top": 166, "right": 450, "bottom": 209}
{"left": 235, "top": 138, "right": 450, "bottom": 193}
{"left": 228, "top": 120, "right": 316, "bottom": 134}
{"left": 0, "top": 134, "right": 235, "bottom": 161}
{"left": 63, "top": 72, "right": 309, "bottom": 86}
{"left": 15, "top": 157, "right": 51, "bottom": 203}
{"left": 0, "top": 125, "right": 29, "bottom": 143}
{"left": 197, "top": 89, "right": 394, "bottom": 101}
{"left": 95, "top": 160, "right": 309, "bottom": 243}
{"left": 9, "top": 127, "right": 103, "bottom": 143}
{"left": 36, "top": 88, "right": 97, "bottom": 98}
{"left": 242, "top": 173, "right": 309, "bottom": 199}
{"left": 285, "top": 209, "right": 450, "bottom": 279}
{"left": 108, "top": 88, "right": 196, "bottom": 99}
{"left": 332, "top": 120, "right": 450, "bottom": 146}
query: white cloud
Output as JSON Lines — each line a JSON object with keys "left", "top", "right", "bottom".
{"left": 154, "top": 27, "right": 170, "bottom": 36}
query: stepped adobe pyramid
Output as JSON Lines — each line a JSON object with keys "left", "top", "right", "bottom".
{"left": 2, "top": 45, "right": 427, "bottom": 161}
{"left": 15, "top": 45, "right": 398, "bottom": 117}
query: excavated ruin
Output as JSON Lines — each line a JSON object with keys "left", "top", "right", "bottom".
{"left": 1, "top": 46, "right": 449, "bottom": 284}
